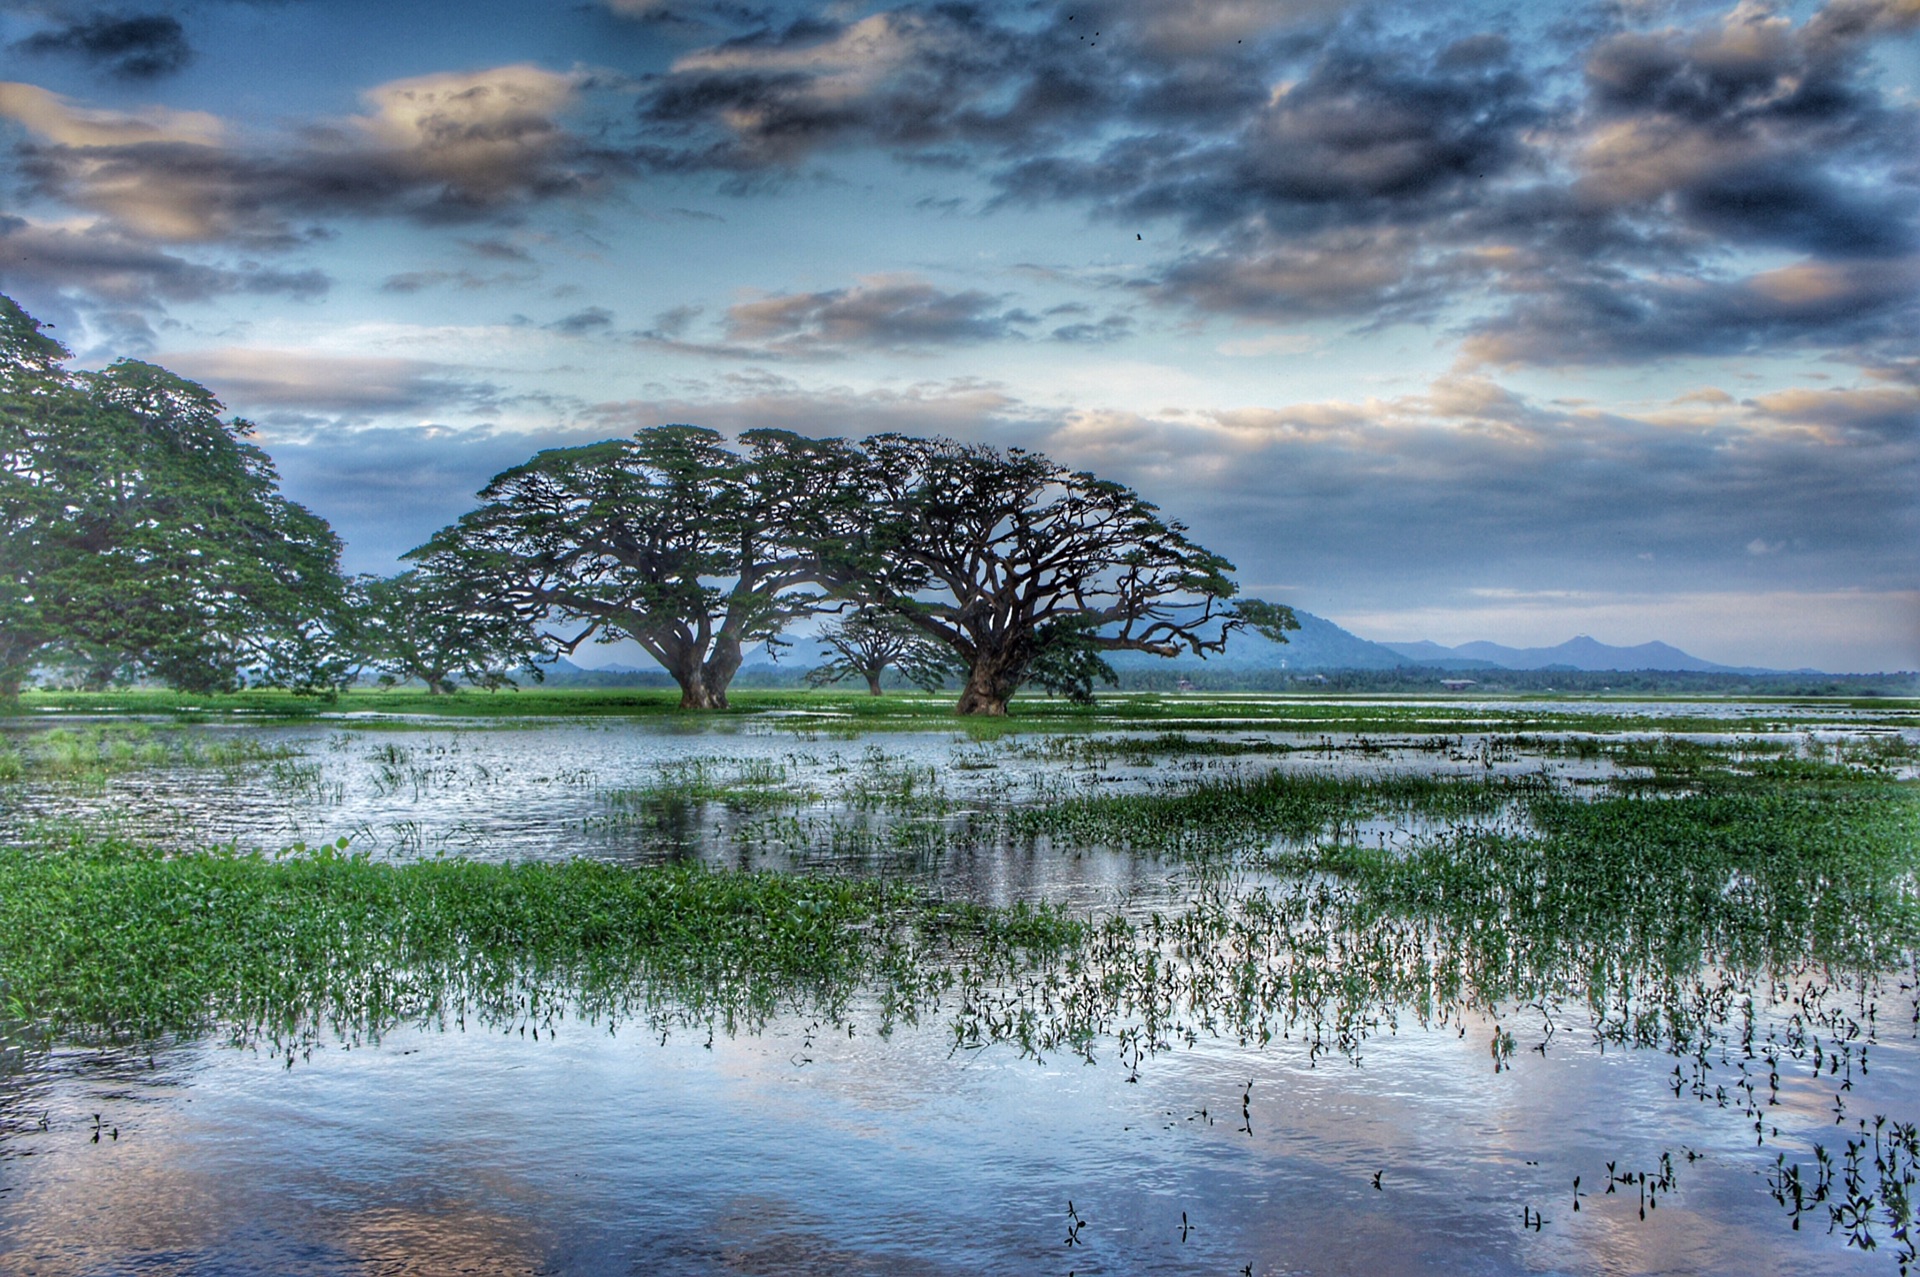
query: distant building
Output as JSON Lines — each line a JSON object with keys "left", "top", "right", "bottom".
{"left": 1176, "top": 677, "right": 1195, "bottom": 692}
{"left": 1440, "top": 679, "right": 1477, "bottom": 691}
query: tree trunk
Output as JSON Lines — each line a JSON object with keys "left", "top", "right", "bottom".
{"left": 696, "top": 633, "right": 743, "bottom": 710}
{"left": 865, "top": 670, "right": 884, "bottom": 696}
{"left": 956, "top": 654, "right": 1019, "bottom": 716}
{"left": 673, "top": 663, "right": 723, "bottom": 709}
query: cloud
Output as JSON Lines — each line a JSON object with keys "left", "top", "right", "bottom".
{"left": 1459, "top": 256, "right": 1920, "bottom": 366}
{"left": 161, "top": 347, "right": 492, "bottom": 419}
{"left": 0, "top": 65, "right": 612, "bottom": 246}
{"left": 549, "top": 305, "right": 614, "bottom": 334}
{"left": 0, "top": 217, "right": 328, "bottom": 306}
{"left": 640, "top": 275, "right": 1037, "bottom": 357}
{"left": 1050, "top": 311, "right": 1132, "bottom": 344}
{"left": 627, "top": 1, "right": 1916, "bottom": 366}
{"left": 1020, "top": 371, "right": 1918, "bottom": 622}
{"left": 16, "top": 12, "right": 192, "bottom": 80}
{"left": 225, "top": 358, "right": 1915, "bottom": 668}
{"left": 0, "top": 82, "right": 222, "bottom": 147}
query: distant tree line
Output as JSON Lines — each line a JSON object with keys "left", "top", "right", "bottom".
{"left": 0, "top": 295, "right": 1295, "bottom": 714}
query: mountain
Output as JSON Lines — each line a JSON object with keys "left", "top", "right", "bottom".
{"left": 1380, "top": 635, "right": 1758, "bottom": 673}
{"left": 1108, "top": 609, "right": 1414, "bottom": 671}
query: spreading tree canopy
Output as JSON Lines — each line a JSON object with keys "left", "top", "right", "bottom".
{"left": 805, "top": 606, "right": 959, "bottom": 695}
{"left": 413, "top": 425, "right": 862, "bottom": 708}
{"left": 833, "top": 434, "right": 1297, "bottom": 715}
{"left": 0, "top": 295, "right": 352, "bottom": 695}
{"left": 355, "top": 569, "right": 544, "bottom": 694}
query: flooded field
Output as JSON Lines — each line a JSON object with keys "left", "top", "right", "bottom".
{"left": 2, "top": 692, "right": 1917, "bottom": 1275}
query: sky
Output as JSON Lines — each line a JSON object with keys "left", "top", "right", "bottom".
{"left": 0, "top": 0, "right": 1914, "bottom": 672}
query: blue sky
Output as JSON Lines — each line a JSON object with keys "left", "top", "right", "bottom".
{"left": 1, "top": 0, "right": 1914, "bottom": 670}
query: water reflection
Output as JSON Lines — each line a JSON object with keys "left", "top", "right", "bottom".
{"left": 0, "top": 703, "right": 1915, "bottom": 1274}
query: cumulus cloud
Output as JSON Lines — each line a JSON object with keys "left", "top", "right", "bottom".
{"left": 627, "top": 0, "right": 1917, "bottom": 367}
{"left": 16, "top": 12, "right": 192, "bottom": 80}
{"left": 0, "top": 65, "right": 611, "bottom": 246}
{"left": 638, "top": 275, "right": 1040, "bottom": 357}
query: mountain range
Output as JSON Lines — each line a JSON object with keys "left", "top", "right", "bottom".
{"left": 557, "top": 612, "right": 1782, "bottom": 676}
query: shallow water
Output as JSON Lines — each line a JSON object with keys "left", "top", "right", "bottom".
{"left": 1, "top": 702, "right": 1915, "bottom": 1274}
{"left": 1, "top": 1003, "right": 1906, "bottom": 1275}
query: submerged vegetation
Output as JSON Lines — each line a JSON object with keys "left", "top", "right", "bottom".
{"left": 0, "top": 835, "right": 1078, "bottom": 1044}
{"left": 2, "top": 696, "right": 1918, "bottom": 1264}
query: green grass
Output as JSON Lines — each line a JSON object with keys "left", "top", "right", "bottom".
{"left": 0, "top": 835, "right": 1080, "bottom": 1044}
{"left": 11, "top": 685, "right": 1918, "bottom": 734}
{"left": 0, "top": 725, "right": 290, "bottom": 785}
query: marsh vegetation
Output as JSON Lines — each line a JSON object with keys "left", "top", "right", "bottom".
{"left": 1, "top": 691, "right": 1916, "bottom": 1273}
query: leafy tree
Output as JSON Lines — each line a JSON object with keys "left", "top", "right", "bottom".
{"left": 414, "top": 426, "right": 860, "bottom": 709}
{"left": 0, "top": 298, "right": 77, "bottom": 697}
{"left": 356, "top": 570, "right": 543, "bottom": 694}
{"left": 832, "top": 435, "right": 1297, "bottom": 715}
{"left": 0, "top": 294, "right": 354, "bottom": 695}
{"left": 805, "top": 607, "right": 959, "bottom": 695}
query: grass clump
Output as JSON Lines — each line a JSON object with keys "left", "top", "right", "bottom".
{"left": 0, "top": 835, "right": 1079, "bottom": 1044}
{"left": 0, "top": 725, "right": 289, "bottom": 786}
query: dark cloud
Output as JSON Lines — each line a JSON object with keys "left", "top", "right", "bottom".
{"left": 1148, "top": 226, "right": 1461, "bottom": 323}
{"left": 627, "top": 1, "right": 1917, "bottom": 367}
{"left": 725, "top": 277, "right": 1025, "bottom": 351}
{"left": 0, "top": 217, "right": 328, "bottom": 306}
{"left": 459, "top": 237, "right": 535, "bottom": 261}
{"left": 549, "top": 305, "right": 614, "bottom": 333}
{"left": 1461, "top": 257, "right": 1920, "bottom": 366}
{"left": 635, "top": 276, "right": 1036, "bottom": 357}
{"left": 0, "top": 67, "right": 618, "bottom": 248}
{"left": 17, "top": 12, "right": 192, "bottom": 80}
{"left": 1049, "top": 311, "right": 1132, "bottom": 343}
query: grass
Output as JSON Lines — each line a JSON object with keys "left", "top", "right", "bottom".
{"left": 0, "top": 834, "right": 1080, "bottom": 1044}
{"left": 10, "top": 685, "right": 1918, "bottom": 735}
{"left": 4, "top": 714, "right": 1918, "bottom": 1252}
{"left": 0, "top": 725, "right": 290, "bottom": 785}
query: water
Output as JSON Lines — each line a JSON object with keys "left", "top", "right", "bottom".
{"left": 1, "top": 703, "right": 1915, "bottom": 1274}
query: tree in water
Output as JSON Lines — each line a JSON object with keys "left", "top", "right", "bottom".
{"left": 805, "top": 607, "right": 959, "bottom": 695}
{"left": 415, "top": 426, "right": 861, "bottom": 709}
{"left": 833, "top": 435, "right": 1297, "bottom": 716}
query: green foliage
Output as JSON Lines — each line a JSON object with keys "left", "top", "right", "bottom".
{"left": 805, "top": 606, "right": 960, "bottom": 693}
{"left": 827, "top": 434, "right": 1261, "bottom": 714}
{"left": 412, "top": 426, "right": 864, "bottom": 709}
{"left": 355, "top": 569, "right": 542, "bottom": 693}
{"left": 0, "top": 836, "right": 1081, "bottom": 1040}
{"left": 0, "top": 294, "right": 353, "bottom": 695}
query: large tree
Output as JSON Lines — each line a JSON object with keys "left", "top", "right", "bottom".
{"left": 0, "top": 294, "right": 352, "bottom": 695}
{"left": 833, "top": 435, "right": 1297, "bottom": 715}
{"left": 414, "top": 425, "right": 860, "bottom": 709}
{"left": 355, "top": 570, "right": 544, "bottom": 694}
{"left": 805, "top": 606, "right": 959, "bottom": 695}
{"left": 0, "top": 298, "right": 77, "bottom": 697}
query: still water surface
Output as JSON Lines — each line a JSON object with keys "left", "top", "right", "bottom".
{"left": 1, "top": 705, "right": 1914, "bottom": 1274}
